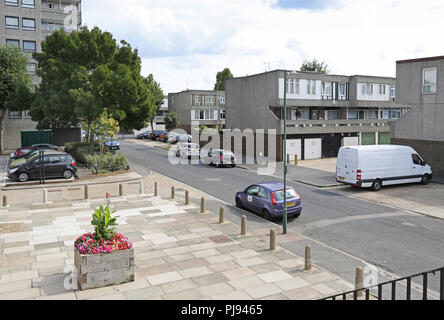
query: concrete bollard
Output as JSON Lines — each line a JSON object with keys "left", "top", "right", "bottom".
{"left": 84, "top": 185, "right": 89, "bottom": 200}
{"left": 171, "top": 186, "right": 175, "bottom": 199}
{"left": 154, "top": 182, "right": 158, "bottom": 196}
{"left": 185, "top": 191, "right": 189, "bottom": 205}
{"left": 355, "top": 267, "right": 364, "bottom": 297}
{"left": 219, "top": 207, "right": 224, "bottom": 224}
{"left": 139, "top": 180, "right": 144, "bottom": 195}
{"left": 305, "top": 245, "right": 312, "bottom": 270}
{"left": 200, "top": 197, "right": 205, "bottom": 213}
{"left": 43, "top": 188, "right": 48, "bottom": 204}
{"left": 2, "top": 195, "right": 7, "bottom": 208}
{"left": 294, "top": 154, "right": 298, "bottom": 166}
{"left": 119, "top": 183, "right": 123, "bottom": 197}
{"left": 270, "top": 229, "right": 276, "bottom": 251}
{"left": 241, "top": 215, "right": 246, "bottom": 235}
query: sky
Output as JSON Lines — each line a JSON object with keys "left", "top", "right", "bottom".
{"left": 82, "top": 0, "right": 444, "bottom": 94}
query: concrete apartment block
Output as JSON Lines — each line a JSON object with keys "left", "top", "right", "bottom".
{"left": 391, "top": 55, "right": 444, "bottom": 177}
{"left": 225, "top": 70, "right": 405, "bottom": 161}
{"left": 168, "top": 90, "right": 226, "bottom": 134}
{"left": 0, "top": 0, "right": 82, "bottom": 152}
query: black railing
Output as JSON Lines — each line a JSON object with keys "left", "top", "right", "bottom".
{"left": 322, "top": 266, "right": 444, "bottom": 300}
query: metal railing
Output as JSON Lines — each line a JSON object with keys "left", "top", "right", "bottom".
{"left": 322, "top": 266, "right": 444, "bottom": 300}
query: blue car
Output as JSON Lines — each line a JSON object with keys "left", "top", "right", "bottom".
{"left": 235, "top": 181, "right": 302, "bottom": 220}
{"left": 105, "top": 139, "right": 120, "bottom": 150}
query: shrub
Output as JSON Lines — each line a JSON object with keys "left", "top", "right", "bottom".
{"left": 86, "top": 152, "right": 129, "bottom": 174}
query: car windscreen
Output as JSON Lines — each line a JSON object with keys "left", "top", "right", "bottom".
{"left": 273, "top": 188, "right": 298, "bottom": 200}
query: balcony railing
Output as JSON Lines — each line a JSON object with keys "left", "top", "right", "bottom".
{"left": 284, "top": 119, "right": 390, "bottom": 128}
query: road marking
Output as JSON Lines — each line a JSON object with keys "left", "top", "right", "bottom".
{"left": 293, "top": 212, "right": 412, "bottom": 232}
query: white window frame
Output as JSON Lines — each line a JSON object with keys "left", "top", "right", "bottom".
{"left": 289, "top": 79, "right": 294, "bottom": 94}
{"left": 5, "top": 0, "right": 18, "bottom": 6}
{"left": 218, "top": 96, "right": 225, "bottom": 105}
{"left": 311, "top": 80, "right": 316, "bottom": 95}
{"left": 306, "top": 80, "right": 311, "bottom": 95}
{"left": 5, "top": 16, "right": 19, "bottom": 29}
{"left": 6, "top": 39, "right": 20, "bottom": 48}
{"left": 22, "top": 18, "right": 36, "bottom": 31}
{"left": 390, "top": 85, "right": 396, "bottom": 99}
{"left": 23, "top": 40, "right": 36, "bottom": 53}
{"left": 295, "top": 79, "right": 300, "bottom": 94}
{"left": 422, "top": 67, "right": 437, "bottom": 94}
{"left": 338, "top": 83, "right": 345, "bottom": 97}
{"left": 22, "top": 0, "right": 35, "bottom": 8}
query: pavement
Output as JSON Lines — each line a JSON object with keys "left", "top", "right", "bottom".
{"left": 0, "top": 175, "right": 355, "bottom": 300}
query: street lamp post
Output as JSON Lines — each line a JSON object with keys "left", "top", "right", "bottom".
{"left": 283, "top": 71, "right": 288, "bottom": 234}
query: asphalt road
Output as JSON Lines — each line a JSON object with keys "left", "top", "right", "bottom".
{"left": 120, "top": 138, "right": 444, "bottom": 297}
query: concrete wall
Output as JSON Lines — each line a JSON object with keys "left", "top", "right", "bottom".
{"left": 3, "top": 112, "right": 36, "bottom": 152}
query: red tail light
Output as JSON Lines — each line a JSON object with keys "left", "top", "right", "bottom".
{"left": 71, "top": 161, "right": 76, "bottom": 166}
{"left": 270, "top": 192, "right": 276, "bottom": 206}
{"left": 357, "top": 169, "right": 362, "bottom": 181}
{"left": 220, "top": 155, "right": 224, "bottom": 160}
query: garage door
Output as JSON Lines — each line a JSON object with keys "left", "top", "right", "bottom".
{"left": 286, "top": 139, "right": 301, "bottom": 162}
{"left": 361, "top": 132, "right": 375, "bottom": 145}
{"left": 342, "top": 136, "right": 359, "bottom": 147}
{"left": 378, "top": 132, "right": 391, "bottom": 145}
{"left": 304, "top": 138, "right": 322, "bottom": 160}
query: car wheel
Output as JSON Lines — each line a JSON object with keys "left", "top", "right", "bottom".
{"left": 235, "top": 198, "right": 244, "bottom": 209}
{"left": 18, "top": 173, "right": 29, "bottom": 182}
{"left": 63, "top": 170, "right": 73, "bottom": 179}
{"left": 421, "top": 174, "right": 430, "bottom": 185}
{"left": 262, "top": 209, "right": 272, "bottom": 220}
{"left": 231, "top": 164, "right": 236, "bottom": 168}
{"left": 176, "top": 150, "right": 180, "bottom": 157}
{"left": 371, "top": 179, "right": 382, "bottom": 191}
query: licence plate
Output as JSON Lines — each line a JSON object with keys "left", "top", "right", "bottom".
{"left": 286, "top": 202, "right": 295, "bottom": 208}
{"left": 226, "top": 161, "right": 232, "bottom": 165}
{"left": 338, "top": 177, "right": 345, "bottom": 181}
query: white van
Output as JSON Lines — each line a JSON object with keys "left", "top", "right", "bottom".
{"left": 336, "top": 145, "right": 432, "bottom": 191}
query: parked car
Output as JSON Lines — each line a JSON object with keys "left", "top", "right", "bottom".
{"left": 156, "top": 131, "right": 167, "bottom": 141}
{"left": 31, "top": 143, "right": 62, "bottom": 152}
{"left": 167, "top": 132, "right": 182, "bottom": 144}
{"left": 205, "top": 149, "right": 236, "bottom": 168}
{"left": 10, "top": 146, "right": 35, "bottom": 160}
{"left": 8, "top": 152, "right": 78, "bottom": 182}
{"left": 104, "top": 138, "right": 120, "bottom": 150}
{"left": 137, "top": 131, "right": 151, "bottom": 139}
{"left": 159, "top": 132, "right": 169, "bottom": 142}
{"left": 149, "top": 130, "right": 165, "bottom": 140}
{"left": 235, "top": 182, "right": 302, "bottom": 220}
{"left": 336, "top": 145, "right": 433, "bottom": 191}
{"left": 9, "top": 148, "right": 54, "bottom": 169}
{"left": 175, "top": 143, "right": 200, "bottom": 158}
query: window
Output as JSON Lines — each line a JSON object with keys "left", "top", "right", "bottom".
{"left": 412, "top": 154, "right": 422, "bottom": 165}
{"left": 423, "top": 68, "right": 437, "bottom": 93}
{"left": 347, "top": 109, "right": 358, "bottom": 119}
{"left": 379, "top": 84, "right": 386, "bottom": 95}
{"left": 49, "top": 156, "right": 61, "bottom": 164}
{"left": 358, "top": 110, "right": 365, "bottom": 120}
{"left": 22, "top": 18, "right": 35, "bottom": 31}
{"left": 246, "top": 185, "right": 259, "bottom": 196}
{"left": 322, "top": 82, "right": 332, "bottom": 96}
{"left": 311, "top": 80, "right": 316, "bottom": 95}
{"left": 288, "top": 79, "right": 294, "bottom": 94}
{"left": 368, "top": 109, "right": 378, "bottom": 119}
{"left": 296, "top": 107, "right": 309, "bottom": 120}
{"left": 6, "top": 39, "right": 20, "bottom": 48}
{"left": 5, "top": 16, "right": 19, "bottom": 29}
{"left": 328, "top": 110, "right": 340, "bottom": 120}
{"left": 204, "top": 110, "right": 210, "bottom": 120}
{"left": 194, "top": 95, "right": 200, "bottom": 105}
{"left": 27, "top": 62, "right": 37, "bottom": 72}
{"left": 367, "top": 84, "right": 374, "bottom": 95}
{"left": 361, "top": 84, "right": 366, "bottom": 95}
{"left": 391, "top": 109, "right": 401, "bottom": 119}
{"left": 22, "top": 0, "right": 35, "bottom": 8}
{"left": 23, "top": 41, "right": 36, "bottom": 52}
{"left": 306, "top": 80, "right": 311, "bottom": 94}
{"left": 4, "top": 0, "right": 18, "bottom": 6}
{"left": 8, "top": 111, "right": 22, "bottom": 119}
{"left": 218, "top": 96, "right": 225, "bottom": 105}
{"left": 390, "top": 86, "right": 396, "bottom": 99}
{"left": 258, "top": 188, "right": 268, "bottom": 200}
{"left": 220, "top": 109, "right": 226, "bottom": 119}
{"left": 295, "top": 80, "right": 300, "bottom": 94}
{"left": 338, "top": 83, "right": 345, "bottom": 96}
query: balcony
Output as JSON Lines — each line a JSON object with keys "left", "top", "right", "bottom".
{"left": 282, "top": 119, "right": 391, "bottom": 134}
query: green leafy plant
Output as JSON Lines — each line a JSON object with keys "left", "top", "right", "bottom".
{"left": 91, "top": 205, "right": 119, "bottom": 241}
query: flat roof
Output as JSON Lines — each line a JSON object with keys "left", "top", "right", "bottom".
{"left": 396, "top": 55, "right": 444, "bottom": 64}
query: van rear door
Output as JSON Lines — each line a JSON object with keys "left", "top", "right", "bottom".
{"left": 337, "top": 148, "right": 358, "bottom": 184}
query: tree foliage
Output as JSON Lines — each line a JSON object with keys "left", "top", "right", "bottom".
{"left": 300, "top": 59, "right": 329, "bottom": 74}
{"left": 144, "top": 74, "right": 164, "bottom": 130}
{"left": 29, "top": 27, "right": 158, "bottom": 140}
{"left": 214, "top": 68, "right": 233, "bottom": 91}
{"left": 0, "top": 45, "right": 33, "bottom": 152}
{"left": 90, "top": 109, "right": 120, "bottom": 154}
{"left": 164, "top": 112, "right": 180, "bottom": 131}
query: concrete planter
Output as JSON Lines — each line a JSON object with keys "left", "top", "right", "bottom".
{"left": 74, "top": 248, "right": 135, "bottom": 290}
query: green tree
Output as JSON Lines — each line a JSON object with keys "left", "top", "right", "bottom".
{"left": 30, "top": 27, "right": 153, "bottom": 143}
{"left": 300, "top": 59, "right": 329, "bottom": 74}
{"left": 144, "top": 74, "right": 164, "bottom": 131}
{"left": 214, "top": 68, "right": 233, "bottom": 91}
{"left": 0, "top": 45, "right": 33, "bottom": 153}
{"left": 90, "top": 109, "right": 120, "bottom": 154}
{"left": 164, "top": 112, "right": 180, "bottom": 131}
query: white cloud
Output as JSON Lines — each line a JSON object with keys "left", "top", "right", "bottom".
{"left": 82, "top": 0, "right": 444, "bottom": 93}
